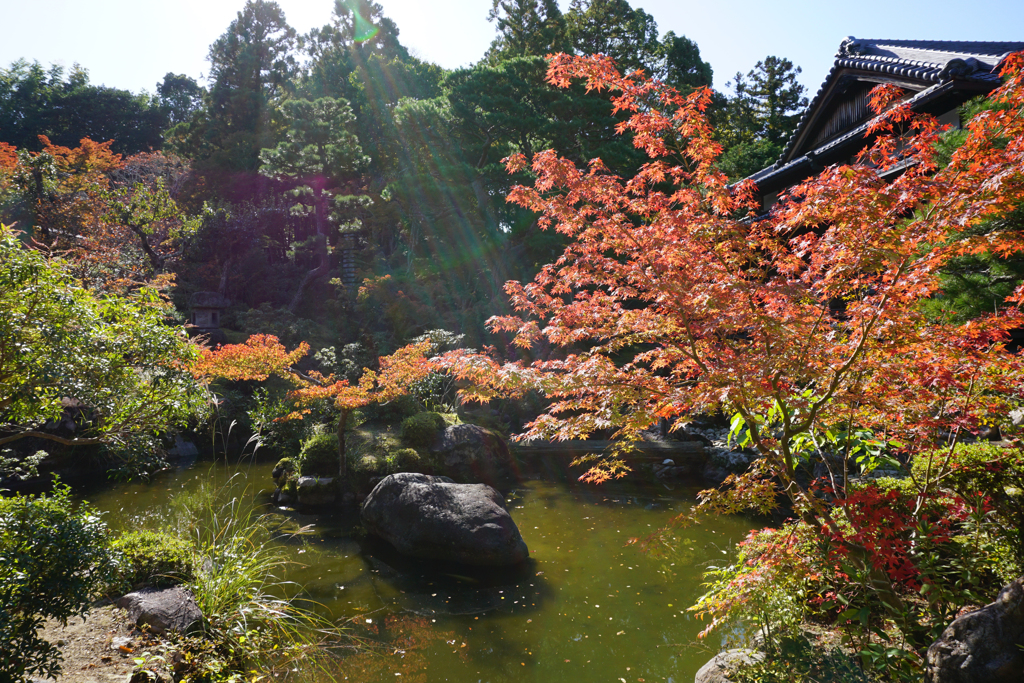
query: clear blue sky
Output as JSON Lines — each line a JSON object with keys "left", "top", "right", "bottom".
{"left": 1, "top": 0, "right": 1022, "bottom": 98}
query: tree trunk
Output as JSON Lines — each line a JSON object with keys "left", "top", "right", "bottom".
{"left": 337, "top": 409, "right": 350, "bottom": 480}
{"left": 287, "top": 189, "right": 329, "bottom": 313}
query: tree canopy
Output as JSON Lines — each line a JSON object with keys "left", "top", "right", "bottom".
{"left": 0, "top": 226, "right": 207, "bottom": 456}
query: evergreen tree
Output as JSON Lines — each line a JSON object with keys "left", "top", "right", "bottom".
{"left": 0, "top": 60, "right": 166, "bottom": 154}
{"left": 158, "top": 73, "right": 205, "bottom": 127}
{"left": 658, "top": 31, "right": 713, "bottom": 93}
{"left": 717, "top": 56, "right": 808, "bottom": 180}
{"left": 487, "top": 0, "right": 569, "bottom": 61}
{"left": 566, "top": 0, "right": 660, "bottom": 75}
{"left": 259, "top": 97, "right": 369, "bottom": 311}
{"left": 203, "top": 0, "right": 297, "bottom": 174}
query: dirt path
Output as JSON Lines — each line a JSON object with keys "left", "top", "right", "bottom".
{"left": 35, "top": 605, "right": 147, "bottom": 683}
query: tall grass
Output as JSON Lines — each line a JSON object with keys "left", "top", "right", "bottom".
{"left": 165, "top": 476, "right": 342, "bottom": 681}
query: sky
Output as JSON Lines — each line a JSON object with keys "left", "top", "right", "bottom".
{"left": 1, "top": 0, "right": 1022, "bottom": 99}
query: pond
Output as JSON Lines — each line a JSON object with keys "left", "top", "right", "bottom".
{"left": 85, "top": 458, "right": 757, "bottom": 682}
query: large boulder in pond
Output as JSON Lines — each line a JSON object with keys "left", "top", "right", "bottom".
{"left": 117, "top": 587, "right": 203, "bottom": 635}
{"left": 925, "top": 576, "right": 1024, "bottom": 683}
{"left": 430, "top": 424, "right": 517, "bottom": 487}
{"left": 360, "top": 472, "right": 529, "bottom": 566}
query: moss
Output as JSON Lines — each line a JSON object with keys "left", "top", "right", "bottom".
{"left": 401, "top": 411, "right": 447, "bottom": 448}
{"left": 112, "top": 529, "right": 194, "bottom": 591}
{"left": 344, "top": 425, "right": 435, "bottom": 493}
{"left": 387, "top": 448, "right": 422, "bottom": 472}
{"left": 272, "top": 457, "right": 297, "bottom": 487}
{"left": 298, "top": 432, "right": 339, "bottom": 477}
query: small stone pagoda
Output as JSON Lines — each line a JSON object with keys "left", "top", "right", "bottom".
{"left": 188, "top": 292, "right": 230, "bottom": 342}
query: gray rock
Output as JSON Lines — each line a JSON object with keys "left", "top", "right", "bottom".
{"left": 430, "top": 424, "right": 518, "bottom": 486}
{"left": 654, "top": 458, "right": 698, "bottom": 479}
{"left": 271, "top": 487, "right": 293, "bottom": 506}
{"left": 167, "top": 434, "right": 199, "bottom": 459}
{"left": 1010, "top": 408, "right": 1024, "bottom": 427}
{"left": 361, "top": 472, "right": 529, "bottom": 566}
{"left": 117, "top": 587, "right": 203, "bottom": 635}
{"left": 925, "top": 576, "right": 1024, "bottom": 683}
{"left": 695, "top": 648, "right": 764, "bottom": 683}
{"left": 296, "top": 476, "right": 336, "bottom": 506}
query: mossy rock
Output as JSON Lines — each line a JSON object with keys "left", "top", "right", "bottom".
{"left": 272, "top": 457, "right": 297, "bottom": 487}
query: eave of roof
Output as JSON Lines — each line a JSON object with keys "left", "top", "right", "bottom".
{"left": 744, "top": 37, "right": 1024, "bottom": 195}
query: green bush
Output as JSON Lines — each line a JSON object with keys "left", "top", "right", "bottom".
{"left": 0, "top": 485, "right": 118, "bottom": 681}
{"left": 913, "top": 442, "right": 1024, "bottom": 577}
{"left": 365, "top": 394, "right": 424, "bottom": 425}
{"left": 112, "top": 529, "right": 194, "bottom": 591}
{"left": 400, "top": 412, "right": 446, "bottom": 448}
{"left": 298, "top": 432, "right": 339, "bottom": 477}
{"left": 387, "top": 448, "right": 424, "bottom": 473}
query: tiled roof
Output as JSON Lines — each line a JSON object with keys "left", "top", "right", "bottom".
{"left": 771, "top": 37, "right": 1024, "bottom": 170}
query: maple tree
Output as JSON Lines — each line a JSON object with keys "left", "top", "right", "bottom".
{"left": 1, "top": 138, "right": 199, "bottom": 293}
{"left": 442, "top": 50, "right": 1024, "bottom": 649}
{"left": 197, "top": 335, "right": 431, "bottom": 477}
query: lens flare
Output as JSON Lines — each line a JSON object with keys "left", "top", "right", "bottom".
{"left": 340, "top": 0, "right": 380, "bottom": 43}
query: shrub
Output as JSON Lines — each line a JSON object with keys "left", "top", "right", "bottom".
{"left": 0, "top": 485, "right": 118, "bottom": 681}
{"left": 913, "top": 442, "right": 1024, "bottom": 578}
{"left": 387, "top": 448, "right": 424, "bottom": 473}
{"left": 365, "top": 394, "right": 423, "bottom": 425}
{"left": 111, "top": 529, "right": 194, "bottom": 591}
{"left": 297, "top": 432, "right": 339, "bottom": 477}
{"left": 400, "top": 412, "right": 446, "bottom": 448}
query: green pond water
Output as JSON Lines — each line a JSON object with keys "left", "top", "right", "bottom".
{"left": 84, "top": 459, "right": 756, "bottom": 682}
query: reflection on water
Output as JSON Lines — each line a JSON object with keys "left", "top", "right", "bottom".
{"left": 84, "top": 460, "right": 756, "bottom": 682}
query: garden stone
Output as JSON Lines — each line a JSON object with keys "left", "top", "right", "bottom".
{"left": 361, "top": 472, "right": 529, "bottom": 566}
{"left": 925, "top": 576, "right": 1024, "bottom": 683}
{"left": 271, "top": 487, "right": 293, "bottom": 506}
{"left": 695, "top": 648, "right": 764, "bottom": 683}
{"left": 295, "top": 475, "right": 336, "bottom": 506}
{"left": 430, "top": 424, "right": 518, "bottom": 487}
{"left": 117, "top": 587, "right": 202, "bottom": 635}
{"left": 654, "top": 458, "right": 697, "bottom": 479}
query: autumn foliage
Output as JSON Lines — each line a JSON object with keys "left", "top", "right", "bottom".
{"left": 1, "top": 136, "right": 196, "bottom": 293}
{"left": 195, "top": 334, "right": 311, "bottom": 383}
{"left": 198, "top": 335, "right": 432, "bottom": 476}
{"left": 448, "top": 51, "right": 1024, "bottom": 474}
{"left": 440, "top": 50, "right": 1024, "bottom": 667}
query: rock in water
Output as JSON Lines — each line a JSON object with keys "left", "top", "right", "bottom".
{"left": 295, "top": 475, "right": 336, "bottom": 506}
{"left": 926, "top": 576, "right": 1024, "bottom": 683}
{"left": 117, "top": 587, "right": 203, "bottom": 635}
{"left": 695, "top": 649, "right": 764, "bottom": 683}
{"left": 360, "top": 472, "right": 529, "bottom": 566}
{"left": 430, "top": 424, "right": 517, "bottom": 487}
